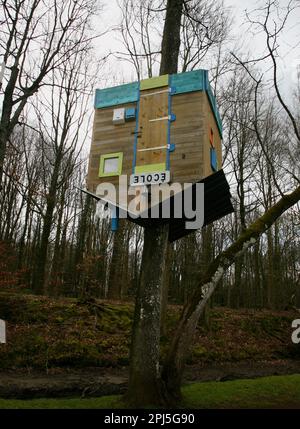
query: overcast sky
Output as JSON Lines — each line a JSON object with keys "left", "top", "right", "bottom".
{"left": 0, "top": 0, "right": 298, "bottom": 135}
{"left": 95, "top": 0, "right": 300, "bottom": 95}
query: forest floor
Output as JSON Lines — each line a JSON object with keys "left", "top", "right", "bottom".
{"left": 0, "top": 359, "right": 300, "bottom": 399}
{"left": 0, "top": 291, "right": 299, "bottom": 399}
{"left": 0, "top": 375, "right": 299, "bottom": 408}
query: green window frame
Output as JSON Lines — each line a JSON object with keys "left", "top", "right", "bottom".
{"left": 99, "top": 152, "right": 123, "bottom": 177}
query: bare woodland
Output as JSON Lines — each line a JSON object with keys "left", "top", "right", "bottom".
{"left": 0, "top": 0, "right": 299, "bottom": 406}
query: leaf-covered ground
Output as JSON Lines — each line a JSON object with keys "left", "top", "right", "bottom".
{"left": 0, "top": 292, "right": 299, "bottom": 370}
{"left": 0, "top": 374, "right": 299, "bottom": 408}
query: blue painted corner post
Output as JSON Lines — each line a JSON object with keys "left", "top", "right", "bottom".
{"left": 111, "top": 206, "right": 119, "bottom": 232}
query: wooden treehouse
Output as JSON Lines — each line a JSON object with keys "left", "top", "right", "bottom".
{"left": 86, "top": 69, "right": 233, "bottom": 241}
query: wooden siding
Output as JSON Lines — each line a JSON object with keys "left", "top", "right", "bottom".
{"left": 86, "top": 101, "right": 137, "bottom": 194}
{"left": 136, "top": 86, "right": 169, "bottom": 169}
{"left": 170, "top": 91, "right": 204, "bottom": 184}
{"left": 202, "top": 92, "right": 222, "bottom": 179}
{"left": 86, "top": 89, "right": 223, "bottom": 209}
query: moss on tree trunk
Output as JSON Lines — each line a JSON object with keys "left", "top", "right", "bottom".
{"left": 126, "top": 224, "right": 169, "bottom": 407}
{"left": 162, "top": 185, "right": 300, "bottom": 399}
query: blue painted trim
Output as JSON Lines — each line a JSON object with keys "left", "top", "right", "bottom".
{"left": 170, "top": 86, "right": 177, "bottom": 95}
{"left": 168, "top": 143, "right": 176, "bottom": 152}
{"left": 93, "top": 90, "right": 98, "bottom": 110}
{"left": 210, "top": 147, "right": 218, "bottom": 172}
{"left": 169, "top": 69, "right": 208, "bottom": 94}
{"left": 95, "top": 82, "right": 139, "bottom": 109}
{"left": 169, "top": 113, "right": 176, "bottom": 122}
{"left": 132, "top": 82, "right": 141, "bottom": 173}
{"left": 125, "top": 107, "right": 136, "bottom": 121}
{"left": 206, "top": 84, "right": 223, "bottom": 138}
{"left": 166, "top": 75, "right": 172, "bottom": 171}
{"left": 111, "top": 206, "right": 119, "bottom": 232}
{"left": 203, "top": 69, "right": 209, "bottom": 91}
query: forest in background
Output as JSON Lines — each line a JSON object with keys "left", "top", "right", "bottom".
{"left": 0, "top": 0, "right": 300, "bottom": 309}
{"left": 0, "top": 0, "right": 299, "bottom": 314}
{"left": 0, "top": 0, "right": 300, "bottom": 409}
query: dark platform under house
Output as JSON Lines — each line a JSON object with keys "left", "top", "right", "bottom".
{"left": 82, "top": 169, "right": 234, "bottom": 242}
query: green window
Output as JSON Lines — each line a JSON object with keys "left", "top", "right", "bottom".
{"left": 99, "top": 152, "right": 123, "bottom": 177}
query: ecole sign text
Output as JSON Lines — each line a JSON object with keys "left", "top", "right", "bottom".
{"left": 130, "top": 171, "right": 170, "bottom": 186}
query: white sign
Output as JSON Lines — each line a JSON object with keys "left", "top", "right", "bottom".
{"left": 0, "top": 319, "right": 6, "bottom": 344}
{"left": 112, "top": 108, "right": 125, "bottom": 124}
{"left": 130, "top": 171, "right": 170, "bottom": 186}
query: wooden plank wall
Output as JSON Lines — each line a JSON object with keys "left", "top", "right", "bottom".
{"left": 202, "top": 92, "right": 222, "bottom": 179}
{"left": 86, "top": 90, "right": 222, "bottom": 204}
{"left": 170, "top": 91, "right": 204, "bottom": 184}
{"left": 136, "top": 86, "right": 169, "bottom": 168}
{"left": 86, "top": 101, "right": 136, "bottom": 194}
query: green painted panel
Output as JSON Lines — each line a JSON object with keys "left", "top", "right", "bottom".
{"left": 135, "top": 163, "right": 166, "bottom": 174}
{"left": 140, "top": 74, "right": 169, "bottom": 91}
{"left": 95, "top": 82, "right": 139, "bottom": 109}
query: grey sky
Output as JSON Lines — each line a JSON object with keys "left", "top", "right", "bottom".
{"left": 95, "top": 0, "right": 300, "bottom": 95}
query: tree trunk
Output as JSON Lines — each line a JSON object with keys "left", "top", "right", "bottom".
{"left": 162, "top": 185, "right": 300, "bottom": 401}
{"left": 266, "top": 227, "right": 274, "bottom": 309}
{"left": 73, "top": 194, "right": 92, "bottom": 293}
{"left": 234, "top": 256, "right": 242, "bottom": 308}
{"left": 160, "top": 243, "right": 172, "bottom": 336}
{"left": 33, "top": 152, "right": 62, "bottom": 294}
{"left": 127, "top": 0, "right": 184, "bottom": 407}
{"left": 33, "top": 193, "right": 56, "bottom": 294}
{"left": 200, "top": 225, "right": 213, "bottom": 328}
{"left": 253, "top": 239, "right": 261, "bottom": 307}
{"left": 49, "top": 189, "right": 66, "bottom": 296}
{"left": 107, "top": 220, "right": 126, "bottom": 300}
{"left": 159, "top": 0, "right": 184, "bottom": 75}
{"left": 0, "top": 123, "right": 9, "bottom": 190}
{"left": 121, "top": 225, "right": 130, "bottom": 298}
{"left": 126, "top": 224, "right": 169, "bottom": 407}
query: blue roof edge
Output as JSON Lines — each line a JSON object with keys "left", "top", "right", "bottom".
{"left": 94, "top": 81, "right": 139, "bottom": 109}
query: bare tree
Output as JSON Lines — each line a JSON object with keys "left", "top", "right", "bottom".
{"left": 180, "top": 0, "right": 230, "bottom": 72}
{"left": 31, "top": 43, "right": 96, "bottom": 293}
{"left": 161, "top": 0, "right": 300, "bottom": 404}
{"left": 0, "top": 0, "right": 99, "bottom": 185}
{"left": 116, "top": 0, "right": 162, "bottom": 79}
